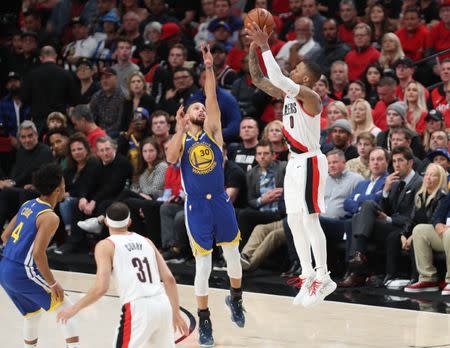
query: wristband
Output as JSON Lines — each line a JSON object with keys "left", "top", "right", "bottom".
{"left": 49, "top": 280, "right": 58, "bottom": 288}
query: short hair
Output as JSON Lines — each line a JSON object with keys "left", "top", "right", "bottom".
{"left": 318, "top": 74, "right": 329, "bottom": 89}
{"left": 46, "top": 127, "right": 70, "bottom": 144}
{"left": 32, "top": 163, "right": 63, "bottom": 196}
{"left": 340, "top": 0, "right": 356, "bottom": 10}
{"left": 403, "top": 7, "right": 421, "bottom": 17}
{"left": 369, "top": 146, "right": 390, "bottom": 162}
{"left": 96, "top": 135, "right": 117, "bottom": 148}
{"left": 256, "top": 139, "right": 274, "bottom": 153}
{"left": 378, "top": 76, "right": 397, "bottom": 88}
{"left": 353, "top": 22, "right": 371, "bottom": 36}
{"left": 303, "top": 59, "right": 322, "bottom": 84}
{"left": 151, "top": 110, "right": 170, "bottom": 123}
{"left": 40, "top": 45, "right": 57, "bottom": 57}
{"left": 72, "top": 104, "right": 94, "bottom": 122}
{"left": 123, "top": 11, "right": 140, "bottom": 21}
{"left": 19, "top": 120, "right": 38, "bottom": 134}
{"left": 170, "top": 43, "right": 187, "bottom": 58}
{"left": 24, "top": 8, "right": 42, "bottom": 21}
{"left": 356, "top": 131, "right": 375, "bottom": 145}
{"left": 106, "top": 202, "right": 130, "bottom": 222}
{"left": 349, "top": 80, "right": 366, "bottom": 93}
{"left": 391, "top": 146, "right": 413, "bottom": 161}
{"left": 47, "top": 112, "right": 67, "bottom": 128}
{"left": 173, "top": 66, "right": 195, "bottom": 78}
{"left": 326, "top": 149, "right": 346, "bottom": 160}
{"left": 331, "top": 60, "right": 348, "bottom": 74}
{"left": 116, "top": 36, "right": 133, "bottom": 47}
{"left": 390, "top": 128, "right": 412, "bottom": 141}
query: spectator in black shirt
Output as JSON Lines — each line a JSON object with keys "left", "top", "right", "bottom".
{"left": 75, "top": 58, "right": 100, "bottom": 104}
{"left": 21, "top": 46, "right": 80, "bottom": 133}
{"left": 228, "top": 117, "right": 259, "bottom": 172}
{"left": 55, "top": 136, "right": 133, "bottom": 254}
{"left": 322, "top": 119, "right": 359, "bottom": 161}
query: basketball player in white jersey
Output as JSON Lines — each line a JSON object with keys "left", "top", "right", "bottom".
{"left": 246, "top": 22, "right": 336, "bottom": 307}
{"left": 57, "top": 202, "right": 189, "bottom": 347}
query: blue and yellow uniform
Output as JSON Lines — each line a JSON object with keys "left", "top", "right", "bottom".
{"left": 181, "top": 130, "right": 240, "bottom": 255}
{"left": 0, "top": 198, "right": 61, "bottom": 317}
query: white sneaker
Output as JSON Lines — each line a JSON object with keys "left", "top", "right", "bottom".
{"left": 77, "top": 217, "right": 103, "bottom": 234}
{"left": 302, "top": 274, "right": 337, "bottom": 307}
{"left": 291, "top": 274, "right": 315, "bottom": 306}
{"left": 385, "top": 279, "right": 411, "bottom": 290}
{"left": 442, "top": 283, "right": 450, "bottom": 296}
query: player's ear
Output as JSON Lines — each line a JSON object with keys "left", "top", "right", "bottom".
{"left": 128, "top": 218, "right": 132, "bottom": 227}
{"left": 104, "top": 219, "right": 109, "bottom": 228}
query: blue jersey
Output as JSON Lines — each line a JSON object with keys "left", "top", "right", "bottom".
{"left": 180, "top": 130, "right": 225, "bottom": 197}
{"left": 3, "top": 198, "right": 53, "bottom": 266}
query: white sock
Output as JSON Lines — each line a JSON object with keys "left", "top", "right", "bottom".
{"left": 67, "top": 342, "right": 79, "bottom": 348}
{"left": 24, "top": 343, "right": 37, "bottom": 348}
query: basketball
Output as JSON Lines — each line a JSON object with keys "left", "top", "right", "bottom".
{"left": 244, "top": 8, "right": 274, "bottom": 34}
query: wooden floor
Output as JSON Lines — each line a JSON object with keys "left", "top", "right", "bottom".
{"left": 1, "top": 271, "right": 450, "bottom": 348}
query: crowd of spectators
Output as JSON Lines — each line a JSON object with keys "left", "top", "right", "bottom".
{"left": 0, "top": 0, "right": 450, "bottom": 294}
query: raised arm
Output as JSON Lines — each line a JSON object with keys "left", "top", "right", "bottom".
{"left": 166, "top": 105, "right": 188, "bottom": 164}
{"left": 248, "top": 42, "right": 284, "bottom": 99}
{"left": 201, "top": 43, "right": 223, "bottom": 146}
{"left": 247, "top": 23, "right": 321, "bottom": 115}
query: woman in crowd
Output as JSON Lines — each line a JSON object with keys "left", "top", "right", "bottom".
{"left": 350, "top": 98, "right": 381, "bottom": 142}
{"left": 383, "top": 163, "right": 448, "bottom": 289}
{"left": 262, "top": 120, "right": 289, "bottom": 161}
{"left": 363, "top": 63, "right": 383, "bottom": 108}
{"left": 378, "top": 32, "right": 405, "bottom": 71}
{"left": 320, "top": 100, "right": 349, "bottom": 145}
{"left": 422, "top": 110, "right": 446, "bottom": 153}
{"left": 60, "top": 133, "right": 101, "bottom": 239}
{"left": 143, "top": 21, "right": 162, "bottom": 44}
{"left": 366, "top": 3, "right": 397, "bottom": 50}
{"left": 121, "top": 71, "right": 155, "bottom": 131}
{"left": 404, "top": 80, "right": 428, "bottom": 135}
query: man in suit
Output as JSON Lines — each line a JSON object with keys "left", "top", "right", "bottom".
{"left": 339, "top": 146, "right": 423, "bottom": 287}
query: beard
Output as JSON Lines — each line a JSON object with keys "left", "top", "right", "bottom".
{"left": 190, "top": 118, "right": 204, "bottom": 127}
{"left": 8, "top": 86, "right": 21, "bottom": 96}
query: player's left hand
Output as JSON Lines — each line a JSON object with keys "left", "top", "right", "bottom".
{"left": 200, "top": 42, "right": 213, "bottom": 69}
{"left": 57, "top": 305, "right": 78, "bottom": 324}
{"left": 173, "top": 311, "right": 189, "bottom": 336}
{"left": 245, "top": 21, "right": 270, "bottom": 48}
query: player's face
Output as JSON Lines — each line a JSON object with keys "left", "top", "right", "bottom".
{"left": 369, "top": 149, "right": 388, "bottom": 176}
{"left": 188, "top": 102, "right": 206, "bottom": 126}
{"left": 290, "top": 62, "right": 308, "bottom": 85}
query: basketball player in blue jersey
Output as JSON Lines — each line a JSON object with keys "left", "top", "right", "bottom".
{"left": 0, "top": 163, "right": 80, "bottom": 348}
{"left": 247, "top": 22, "right": 337, "bottom": 307}
{"left": 166, "top": 43, "right": 245, "bottom": 347}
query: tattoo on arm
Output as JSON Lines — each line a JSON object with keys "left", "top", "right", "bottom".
{"left": 249, "top": 46, "right": 284, "bottom": 99}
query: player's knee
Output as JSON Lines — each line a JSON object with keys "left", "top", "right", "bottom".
{"left": 56, "top": 300, "right": 79, "bottom": 339}
{"left": 23, "top": 312, "right": 41, "bottom": 341}
{"left": 222, "top": 244, "right": 242, "bottom": 279}
{"left": 194, "top": 254, "right": 212, "bottom": 296}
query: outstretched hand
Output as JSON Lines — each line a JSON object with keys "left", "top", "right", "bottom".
{"left": 200, "top": 42, "right": 213, "bottom": 69}
{"left": 245, "top": 22, "right": 270, "bottom": 49}
{"left": 175, "top": 105, "right": 189, "bottom": 132}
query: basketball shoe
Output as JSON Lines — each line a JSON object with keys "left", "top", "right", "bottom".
{"left": 288, "top": 273, "right": 315, "bottom": 306}
{"left": 198, "top": 318, "right": 214, "bottom": 347}
{"left": 225, "top": 295, "right": 245, "bottom": 328}
{"left": 302, "top": 273, "right": 337, "bottom": 307}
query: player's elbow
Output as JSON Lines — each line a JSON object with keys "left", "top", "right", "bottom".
{"left": 164, "top": 274, "right": 177, "bottom": 287}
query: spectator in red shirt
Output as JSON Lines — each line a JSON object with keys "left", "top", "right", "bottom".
{"left": 372, "top": 76, "right": 398, "bottom": 131}
{"left": 429, "top": 59, "right": 450, "bottom": 110}
{"left": 426, "top": 0, "right": 450, "bottom": 67}
{"left": 395, "top": 7, "right": 429, "bottom": 62}
{"left": 393, "top": 58, "right": 420, "bottom": 101}
{"left": 404, "top": 80, "right": 428, "bottom": 135}
{"left": 279, "top": 0, "right": 303, "bottom": 41}
{"left": 366, "top": 2, "right": 397, "bottom": 50}
{"left": 345, "top": 23, "right": 381, "bottom": 81}
{"left": 70, "top": 104, "right": 107, "bottom": 153}
{"left": 338, "top": 0, "right": 359, "bottom": 48}
{"left": 329, "top": 60, "right": 349, "bottom": 102}
{"left": 443, "top": 80, "right": 450, "bottom": 130}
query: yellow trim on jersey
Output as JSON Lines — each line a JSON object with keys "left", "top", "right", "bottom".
{"left": 187, "top": 130, "right": 203, "bottom": 141}
{"left": 46, "top": 293, "right": 63, "bottom": 313}
{"left": 203, "top": 130, "right": 221, "bottom": 151}
{"left": 36, "top": 209, "right": 53, "bottom": 217}
{"left": 36, "top": 198, "right": 52, "bottom": 207}
{"left": 191, "top": 238, "right": 213, "bottom": 256}
{"left": 180, "top": 132, "right": 187, "bottom": 156}
{"left": 24, "top": 308, "right": 43, "bottom": 318}
{"left": 216, "top": 230, "right": 241, "bottom": 247}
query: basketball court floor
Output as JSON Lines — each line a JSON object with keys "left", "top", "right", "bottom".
{"left": 1, "top": 270, "right": 450, "bottom": 347}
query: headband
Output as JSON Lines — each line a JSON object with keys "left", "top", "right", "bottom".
{"left": 106, "top": 213, "right": 130, "bottom": 228}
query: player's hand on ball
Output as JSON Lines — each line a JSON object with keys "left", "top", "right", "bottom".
{"left": 200, "top": 42, "right": 213, "bottom": 69}
{"left": 245, "top": 21, "right": 270, "bottom": 47}
{"left": 57, "top": 305, "right": 78, "bottom": 324}
{"left": 173, "top": 311, "right": 189, "bottom": 336}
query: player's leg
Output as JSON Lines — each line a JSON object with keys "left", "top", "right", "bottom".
{"left": 195, "top": 252, "right": 214, "bottom": 347}
{"left": 23, "top": 312, "right": 41, "bottom": 348}
{"left": 53, "top": 299, "right": 80, "bottom": 347}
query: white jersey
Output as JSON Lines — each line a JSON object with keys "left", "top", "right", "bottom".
{"left": 108, "top": 233, "right": 164, "bottom": 305}
{"left": 282, "top": 95, "right": 321, "bottom": 155}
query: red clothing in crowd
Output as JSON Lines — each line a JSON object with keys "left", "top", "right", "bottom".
{"left": 372, "top": 100, "right": 390, "bottom": 131}
{"left": 86, "top": 127, "right": 107, "bottom": 153}
{"left": 395, "top": 25, "right": 429, "bottom": 61}
{"left": 321, "top": 97, "right": 334, "bottom": 129}
{"left": 444, "top": 108, "right": 450, "bottom": 129}
{"left": 396, "top": 83, "right": 429, "bottom": 101}
{"left": 338, "top": 24, "right": 355, "bottom": 48}
{"left": 427, "top": 21, "right": 450, "bottom": 62}
{"left": 272, "top": 0, "right": 291, "bottom": 15}
{"left": 164, "top": 164, "right": 182, "bottom": 197}
{"left": 406, "top": 110, "right": 427, "bottom": 135}
{"left": 430, "top": 85, "right": 447, "bottom": 110}
{"left": 345, "top": 46, "right": 380, "bottom": 81}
